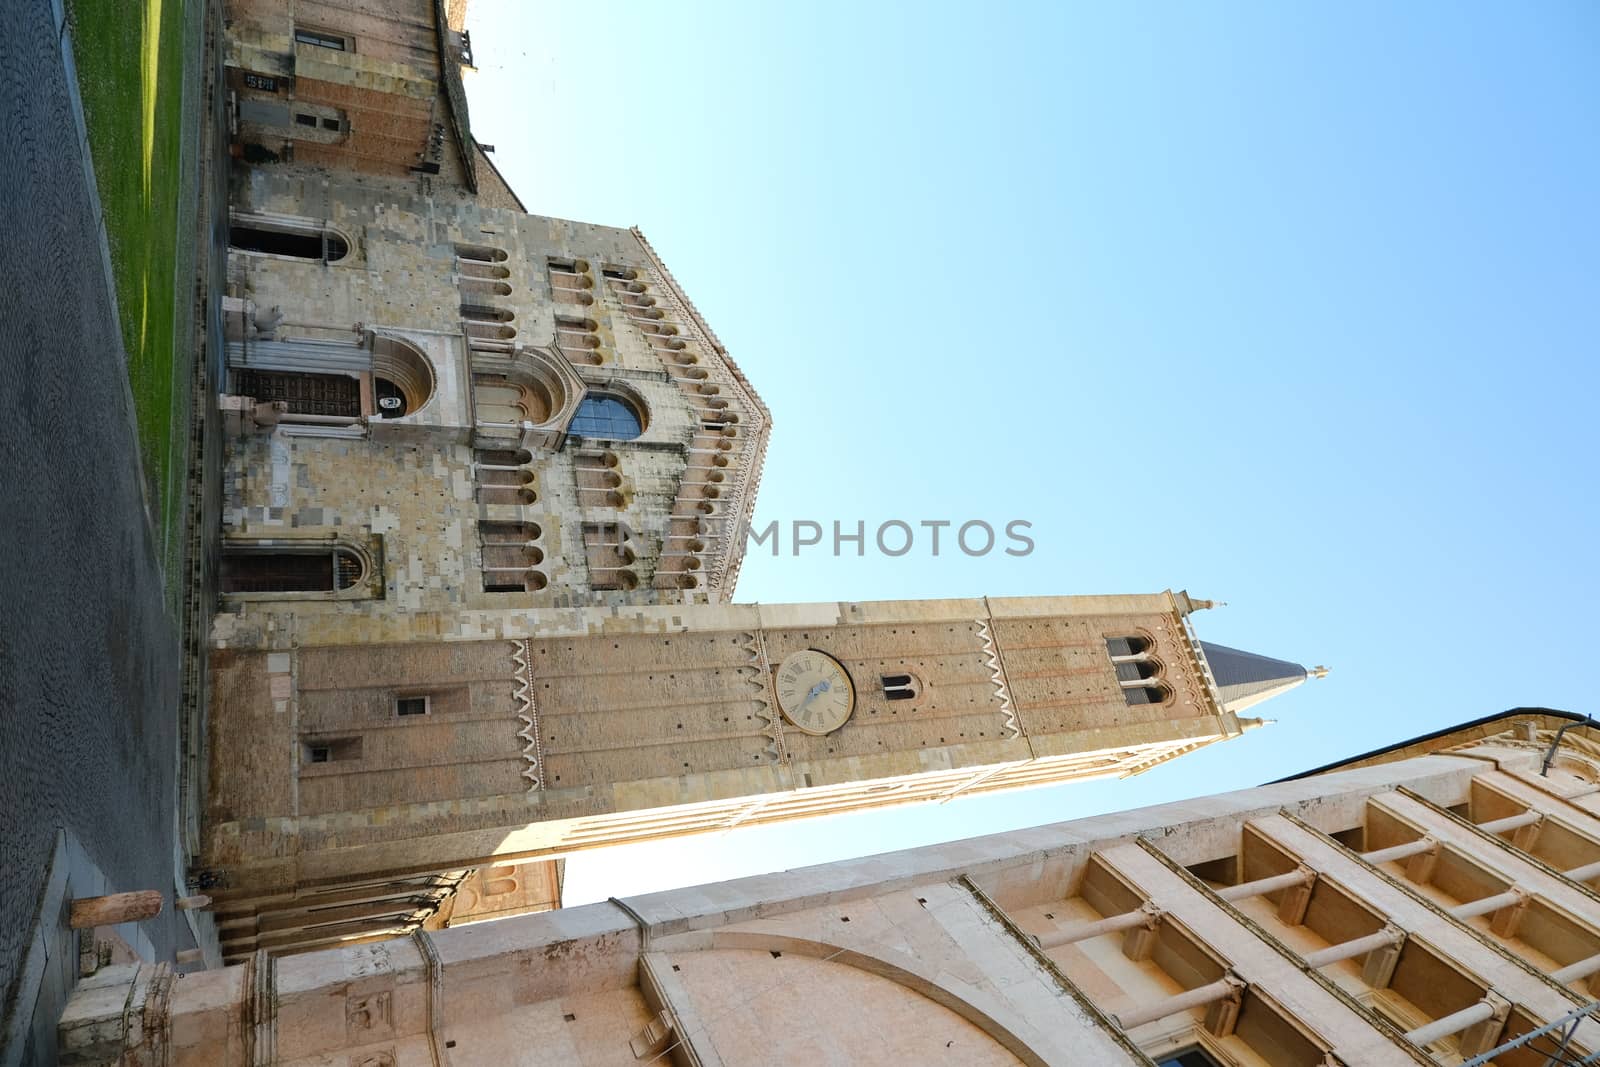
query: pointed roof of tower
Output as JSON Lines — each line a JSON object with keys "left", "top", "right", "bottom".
{"left": 1199, "top": 641, "right": 1319, "bottom": 714}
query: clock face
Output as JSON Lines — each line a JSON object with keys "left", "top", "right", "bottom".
{"left": 773, "top": 650, "right": 855, "bottom": 735}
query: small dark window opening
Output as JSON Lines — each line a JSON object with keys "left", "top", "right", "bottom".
{"left": 321, "top": 117, "right": 341, "bottom": 131}
{"left": 396, "top": 697, "right": 429, "bottom": 717}
{"left": 1123, "top": 685, "right": 1169, "bottom": 706}
{"left": 303, "top": 737, "right": 361, "bottom": 763}
{"left": 294, "top": 113, "right": 318, "bottom": 127}
{"left": 1105, "top": 635, "right": 1151, "bottom": 658}
{"left": 221, "top": 550, "right": 333, "bottom": 593}
{"left": 295, "top": 28, "right": 346, "bottom": 50}
{"left": 229, "top": 225, "right": 348, "bottom": 262}
{"left": 881, "top": 673, "right": 919, "bottom": 701}
{"left": 602, "top": 266, "right": 637, "bottom": 280}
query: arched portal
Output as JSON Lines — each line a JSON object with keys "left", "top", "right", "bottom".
{"left": 666, "top": 941, "right": 1034, "bottom": 1066}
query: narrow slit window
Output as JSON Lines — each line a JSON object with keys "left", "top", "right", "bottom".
{"left": 396, "top": 696, "right": 429, "bottom": 717}
{"left": 295, "top": 113, "right": 318, "bottom": 127}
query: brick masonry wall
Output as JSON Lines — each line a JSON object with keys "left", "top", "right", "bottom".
{"left": 201, "top": 596, "right": 1232, "bottom": 898}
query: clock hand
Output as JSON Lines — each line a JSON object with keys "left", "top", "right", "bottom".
{"left": 795, "top": 678, "right": 831, "bottom": 713}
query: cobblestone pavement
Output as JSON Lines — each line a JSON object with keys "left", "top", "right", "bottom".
{"left": 0, "top": 0, "right": 187, "bottom": 1014}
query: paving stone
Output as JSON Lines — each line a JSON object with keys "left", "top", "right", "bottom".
{"left": 0, "top": 0, "right": 187, "bottom": 1023}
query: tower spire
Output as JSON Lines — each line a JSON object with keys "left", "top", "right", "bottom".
{"left": 1199, "top": 641, "right": 1316, "bottom": 714}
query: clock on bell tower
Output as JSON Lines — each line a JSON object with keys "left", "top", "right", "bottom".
{"left": 773, "top": 649, "right": 856, "bottom": 735}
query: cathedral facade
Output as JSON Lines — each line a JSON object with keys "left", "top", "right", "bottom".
{"left": 201, "top": 0, "right": 1316, "bottom": 967}
{"left": 207, "top": 0, "right": 770, "bottom": 958}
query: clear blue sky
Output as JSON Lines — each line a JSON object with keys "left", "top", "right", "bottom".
{"left": 462, "top": 1, "right": 1599, "bottom": 905}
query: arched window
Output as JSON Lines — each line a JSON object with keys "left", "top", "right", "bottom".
{"left": 881, "top": 674, "right": 922, "bottom": 701}
{"left": 575, "top": 450, "right": 624, "bottom": 507}
{"left": 570, "top": 395, "right": 643, "bottom": 440}
{"left": 1105, "top": 634, "right": 1167, "bottom": 706}
{"left": 370, "top": 334, "right": 436, "bottom": 419}
{"left": 474, "top": 377, "right": 547, "bottom": 426}
{"left": 230, "top": 218, "right": 348, "bottom": 262}
{"left": 1105, "top": 636, "right": 1151, "bottom": 659}
{"left": 547, "top": 258, "right": 594, "bottom": 306}
{"left": 454, "top": 242, "right": 508, "bottom": 263}
{"left": 1122, "top": 685, "right": 1171, "bottom": 707}
{"left": 220, "top": 545, "right": 364, "bottom": 593}
{"left": 583, "top": 521, "right": 638, "bottom": 590}
{"left": 478, "top": 521, "right": 547, "bottom": 593}
{"left": 553, "top": 315, "right": 602, "bottom": 365}
{"left": 460, "top": 304, "right": 514, "bottom": 323}
{"left": 1115, "top": 660, "right": 1160, "bottom": 682}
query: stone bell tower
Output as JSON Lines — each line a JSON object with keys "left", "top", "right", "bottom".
{"left": 202, "top": 589, "right": 1315, "bottom": 960}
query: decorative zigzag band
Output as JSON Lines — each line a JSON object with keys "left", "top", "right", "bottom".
{"left": 976, "top": 617, "right": 1021, "bottom": 740}
{"left": 511, "top": 638, "right": 545, "bottom": 790}
{"left": 745, "top": 630, "right": 786, "bottom": 763}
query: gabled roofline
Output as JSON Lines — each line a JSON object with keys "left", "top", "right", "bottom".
{"left": 628, "top": 227, "right": 772, "bottom": 599}
{"left": 473, "top": 142, "right": 528, "bottom": 212}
